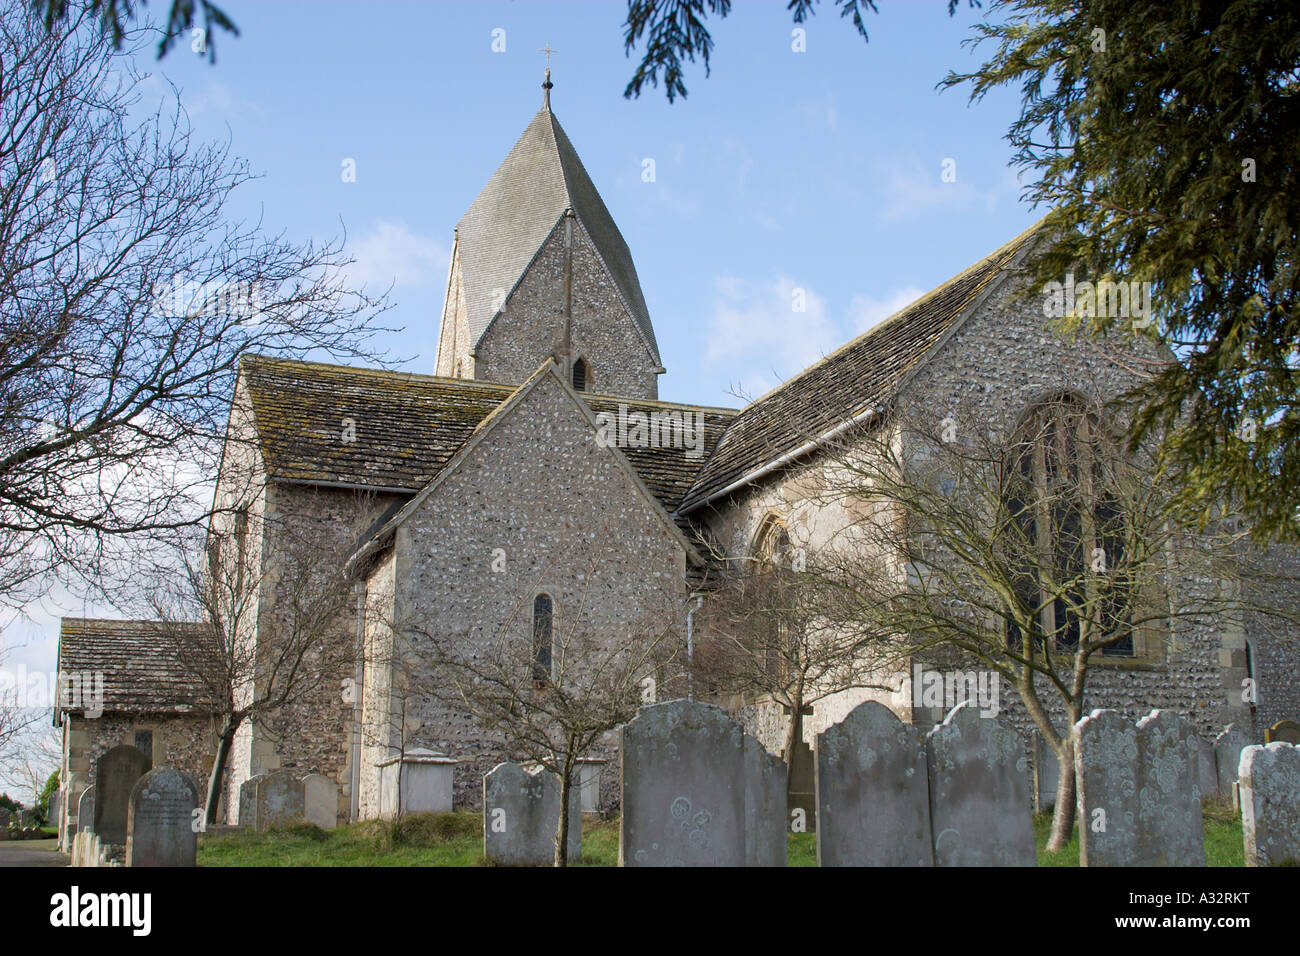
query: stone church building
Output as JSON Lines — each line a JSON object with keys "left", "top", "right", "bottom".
{"left": 56, "top": 82, "right": 1299, "bottom": 825}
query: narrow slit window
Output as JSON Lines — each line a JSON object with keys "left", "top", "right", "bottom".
{"left": 572, "top": 358, "right": 588, "bottom": 392}
{"left": 532, "top": 594, "right": 553, "bottom": 682}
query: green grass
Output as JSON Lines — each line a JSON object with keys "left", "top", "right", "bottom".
{"left": 199, "top": 801, "right": 1248, "bottom": 866}
{"left": 1034, "top": 798, "right": 1245, "bottom": 867}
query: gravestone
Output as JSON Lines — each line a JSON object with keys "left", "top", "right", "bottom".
{"left": 1075, "top": 709, "right": 1140, "bottom": 867}
{"left": 621, "top": 700, "right": 747, "bottom": 866}
{"left": 482, "top": 762, "right": 580, "bottom": 866}
{"left": 50, "top": 791, "right": 62, "bottom": 828}
{"left": 575, "top": 757, "right": 607, "bottom": 814}
{"left": 925, "top": 701, "right": 1034, "bottom": 866}
{"left": 1194, "top": 736, "right": 1218, "bottom": 803}
{"left": 1075, "top": 709, "right": 1205, "bottom": 866}
{"left": 1214, "top": 723, "right": 1250, "bottom": 798}
{"left": 93, "top": 744, "right": 151, "bottom": 844}
{"left": 17, "top": 809, "right": 34, "bottom": 827}
{"left": 1032, "top": 733, "right": 1060, "bottom": 813}
{"left": 1135, "top": 710, "right": 1205, "bottom": 866}
{"left": 302, "top": 774, "right": 338, "bottom": 830}
{"left": 376, "top": 750, "right": 457, "bottom": 818}
{"left": 1239, "top": 742, "right": 1300, "bottom": 866}
{"left": 816, "top": 701, "right": 931, "bottom": 866}
{"left": 0, "top": 808, "right": 8, "bottom": 828}
{"left": 238, "top": 773, "right": 267, "bottom": 829}
{"left": 77, "top": 789, "right": 95, "bottom": 835}
{"left": 744, "top": 736, "right": 787, "bottom": 867}
{"left": 255, "top": 771, "right": 306, "bottom": 830}
{"left": 1265, "top": 720, "right": 1300, "bottom": 745}
{"left": 126, "top": 767, "right": 198, "bottom": 867}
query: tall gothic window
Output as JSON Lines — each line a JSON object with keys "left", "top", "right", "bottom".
{"left": 754, "top": 516, "right": 792, "bottom": 681}
{"left": 572, "top": 357, "right": 588, "bottom": 392}
{"left": 1005, "top": 396, "right": 1133, "bottom": 657}
{"left": 532, "top": 593, "right": 554, "bottom": 683}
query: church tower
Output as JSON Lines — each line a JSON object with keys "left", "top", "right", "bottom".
{"left": 434, "top": 71, "right": 665, "bottom": 399}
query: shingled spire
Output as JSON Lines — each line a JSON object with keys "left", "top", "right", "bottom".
{"left": 435, "top": 81, "right": 663, "bottom": 399}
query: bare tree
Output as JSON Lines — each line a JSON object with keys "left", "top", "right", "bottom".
{"left": 139, "top": 491, "right": 375, "bottom": 825}
{"left": 785, "top": 394, "right": 1296, "bottom": 852}
{"left": 0, "top": 5, "right": 390, "bottom": 609}
{"left": 410, "top": 555, "right": 687, "bottom": 867}
{"left": 694, "top": 542, "right": 894, "bottom": 816}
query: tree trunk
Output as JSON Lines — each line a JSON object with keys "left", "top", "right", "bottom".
{"left": 205, "top": 714, "right": 240, "bottom": 826}
{"left": 554, "top": 746, "right": 576, "bottom": 868}
{"left": 1045, "top": 735, "right": 1077, "bottom": 852}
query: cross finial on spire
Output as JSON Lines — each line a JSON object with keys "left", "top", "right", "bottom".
{"left": 540, "top": 43, "right": 557, "bottom": 109}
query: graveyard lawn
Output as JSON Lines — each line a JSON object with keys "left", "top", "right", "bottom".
{"left": 197, "top": 804, "right": 1248, "bottom": 867}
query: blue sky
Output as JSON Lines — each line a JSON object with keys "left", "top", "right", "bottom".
{"left": 144, "top": 0, "right": 1040, "bottom": 407}
{"left": 1, "top": 0, "right": 1045, "bottom": 760}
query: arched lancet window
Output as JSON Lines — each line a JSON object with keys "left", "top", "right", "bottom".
{"left": 532, "top": 593, "right": 554, "bottom": 683}
{"left": 572, "top": 357, "right": 588, "bottom": 392}
{"left": 1004, "top": 396, "right": 1133, "bottom": 657}
{"left": 753, "top": 516, "right": 793, "bottom": 680}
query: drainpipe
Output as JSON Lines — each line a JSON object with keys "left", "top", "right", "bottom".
{"left": 685, "top": 593, "right": 703, "bottom": 701}
{"left": 350, "top": 582, "right": 365, "bottom": 822}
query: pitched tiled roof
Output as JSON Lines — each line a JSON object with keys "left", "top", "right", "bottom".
{"left": 57, "top": 618, "right": 218, "bottom": 715}
{"left": 242, "top": 356, "right": 516, "bottom": 491}
{"left": 677, "top": 222, "right": 1044, "bottom": 513}
{"left": 240, "top": 356, "right": 736, "bottom": 514}
{"left": 455, "top": 105, "right": 661, "bottom": 364}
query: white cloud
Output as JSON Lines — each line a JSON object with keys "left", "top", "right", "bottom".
{"left": 847, "top": 285, "right": 926, "bottom": 335}
{"left": 705, "top": 274, "right": 843, "bottom": 392}
{"left": 345, "top": 221, "right": 448, "bottom": 290}
{"left": 879, "top": 157, "right": 1015, "bottom": 222}
{"left": 182, "top": 81, "right": 265, "bottom": 121}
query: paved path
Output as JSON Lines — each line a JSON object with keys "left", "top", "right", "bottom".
{"left": 0, "top": 838, "right": 68, "bottom": 866}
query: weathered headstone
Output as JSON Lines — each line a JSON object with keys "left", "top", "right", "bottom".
{"left": 1032, "top": 733, "right": 1060, "bottom": 813}
{"left": 302, "top": 774, "right": 338, "bottom": 830}
{"left": 1239, "top": 742, "right": 1300, "bottom": 866}
{"left": 1075, "top": 708, "right": 1140, "bottom": 867}
{"left": 1265, "top": 720, "right": 1300, "bottom": 745}
{"left": 744, "top": 735, "right": 787, "bottom": 867}
{"left": 1135, "top": 710, "right": 1205, "bottom": 866}
{"left": 1194, "top": 736, "right": 1218, "bottom": 804}
{"left": 50, "top": 791, "right": 62, "bottom": 828}
{"left": 1214, "top": 723, "right": 1250, "bottom": 798}
{"left": 17, "top": 809, "right": 34, "bottom": 827}
{"left": 238, "top": 773, "right": 267, "bottom": 829}
{"left": 93, "top": 744, "right": 151, "bottom": 844}
{"left": 621, "top": 700, "right": 746, "bottom": 866}
{"left": 925, "top": 702, "right": 1034, "bottom": 866}
{"left": 126, "top": 767, "right": 198, "bottom": 867}
{"left": 1075, "top": 709, "right": 1205, "bottom": 866}
{"left": 482, "top": 762, "right": 580, "bottom": 865}
{"left": 815, "top": 701, "right": 931, "bottom": 866}
{"left": 0, "top": 807, "right": 9, "bottom": 828}
{"left": 255, "top": 770, "right": 306, "bottom": 830}
{"left": 77, "top": 789, "right": 95, "bottom": 835}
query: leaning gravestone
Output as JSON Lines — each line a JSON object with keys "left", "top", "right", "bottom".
{"left": 1075, "top": 709, "right": 1140, "bottom": 867}
{"left": 126, "top": 767, "right": 198, "bottom": 867}
{"left": 621, "top": 700, "right": 746, "bottom": 866}
{"left": 816, "top": 701, "right": 931, "bottom": 866}
{"left": 255, "top": 771, "right": 306, "bottom": 831}
{"left": 93, "top": 745, "right": 152, "bottom": 844}
{"left": 482, "top": 762, "right": 580, "bottom": 865}
{"left": 1239, "top": 742, "right": 1300, "bottom": 866}
{"left": 1135, "top": 710, "right": 1205, "bottom": 866}
{"left": 77, "top": 789, "right": 95, "bottom": 836}
{"left": 1214, "top": 723, "right": 1250, "bottom": 798}
{"left": 744, "top": 736, "right": 787, "bottom": 867}
{"left": 925, "top": 702, "right": 1034, "bottom": 866}
{"left": 1265, "top": 720, "right": 1300, "bottom": 745}
{"left": 238, "top": 773, "right": 267, "bottom": 829}
{"left": 302, "top": 774, "right": 339, "bottom": 830}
